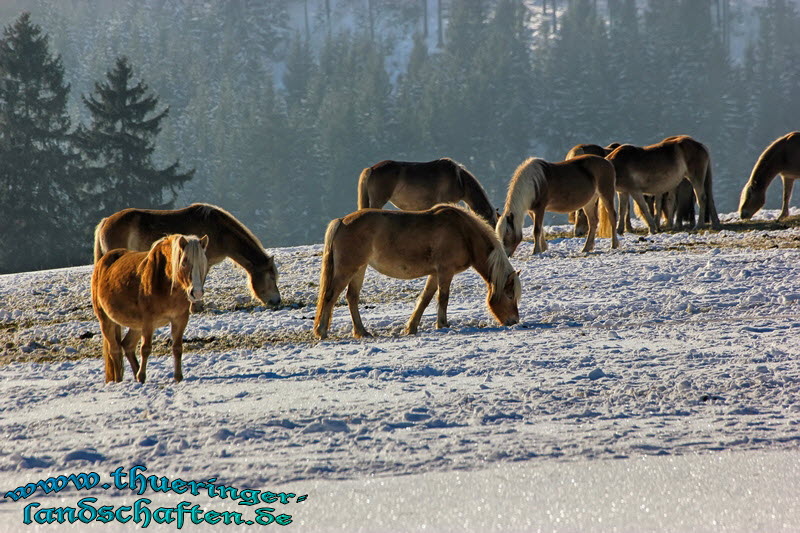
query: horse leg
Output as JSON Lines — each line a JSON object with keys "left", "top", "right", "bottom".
{"left": 136, "top": 325, "right": 155, "bottom": 384}
{"left": 779, "top": 174, "right": 796, "bottom": 220}
{"left": 581, "top": 199, "right": 599, "bottom": 253}
{"left": 630, "top": 192, "right": 659, "bottom": 234}
{"left": 98, "top": 315, "right": 124, "bottom": 383}
{"left": 170, "top": 313, "right": 189, "bottom": 382}
{"left": 616, "top": 192, "right": 629, "bottom": 234}
{"left": 121, "top": 328, "right": 140, "bottom": 377}
{"left": 346, "top": 265, "right": 371, "bottom": 338}
{"left": 689, "top": 176, "right": 708, "bottom": 230}
{"left": 531, "top": 207, "right": 547, "bottom": 253}
{"left": 315, "top": 270, "right": 357, "bottom": 339}
{"left": 406, "top": 275, "right": 438, "bottom": 334}
{"left": 435, "top": 272, "right": 454, "bottom": 329}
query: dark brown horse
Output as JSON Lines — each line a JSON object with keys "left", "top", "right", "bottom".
{"left": 94, "top": 203, "right": 280, "bottom": 306}
{"left": 608, "top": 135, "right": 720, "bottom": 234}
{"left": 92, "top": 234, "right": 209, "bottom": 383}
{"left": 314, "top": 204, "right": 520, "bottom": 339}
{"left": 739, "top": 131, "right": 800, "bottom": 220}
{"left": 357, "top": 158, "right": 498, "bottom": 226}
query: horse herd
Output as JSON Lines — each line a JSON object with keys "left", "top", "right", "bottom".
{"left": 90, "top": 131, "right": 800, "bottom": 383}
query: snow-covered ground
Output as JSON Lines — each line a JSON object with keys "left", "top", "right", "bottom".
{"left": 1, "top": 209, "right": 799, "bottom": 531}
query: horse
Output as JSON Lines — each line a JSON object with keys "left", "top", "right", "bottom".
{"left": 564, "top": 143, "right": 620, "bottom": 236}
{"left": 93, "top": 203, "right": 280, "bottom": 306}
{"left": 739, "top": 131, "right": 800, "bottom": 220}
{"left": 607, "top": 135, "right": 720, "bottom": 234}
{"left": 496, "top": 155, "right": 618, "bottom": 256}
{"left": 357, "top": 158, "right": 498, "bottom": 227}
{"left": 91, "top": 234, "right": 209, "bottom": 383}
{"left": 313, "top": 204, "right": 520, "bottom": 339}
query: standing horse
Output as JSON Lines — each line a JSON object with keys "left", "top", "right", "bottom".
{"left": 608, "top": 135, "right": 720, "bottom": 234}
{"left": 91, "top": 234, "right": 209, "bottom": 383}
{"left": 357, "top": 158, "right": 498, "bottom": 226}
{"left": 565, "top": 143, "right": 620, "bottom": 236}
{"left": 739, "top": 131, "right": 800, "bottom": 220}
{"left": 94, "top": 203, "right": 280, "bottom": 306}
{"left": 496, "top": 155, "right": 618, "bottom": 256}
{"left": 314, "top": 204, "right": 520, "bottom": 339}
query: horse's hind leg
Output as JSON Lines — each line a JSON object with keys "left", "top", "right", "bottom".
{"left": 121, "top": 328, "right": 140, "bottom": 377}
{"left": 581, "top": 200, "right": 599, "bottom": 253}
{"left": 779, "top": 175, "right": 796, "bottom": 220}
{"left": 435, "top": 272, "right": 454, "bottom": 329}
{"left": 407, "top": 275, "right": 438, "bottom": 334}
{"left": 170, "top": 313, "right": 189, "bottom": 382}
{"left": 346, "top": 265, "right": 371, "bottom": 338}
{"left": 136, "top": 325, "right": 155, "bottom": 384}
{"left": 315, "top": 268, "right": 358, "bottom": 339}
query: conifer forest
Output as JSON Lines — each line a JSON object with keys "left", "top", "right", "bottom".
{"left": 1, "top": 0, "right": 799, "bottom": 273}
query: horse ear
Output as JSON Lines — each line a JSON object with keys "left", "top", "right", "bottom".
{"left": 178, "top": 235, "right": 188, "bottom": 248}
{"left": 504, "top": 272, "right": 516, "bottom": 298}
{"left": 200, "top": 235, "right": 209, "bottom": 249}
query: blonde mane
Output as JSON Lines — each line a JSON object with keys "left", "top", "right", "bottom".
{"left": 504, "top": 157, "right": 547, "bottom": 218}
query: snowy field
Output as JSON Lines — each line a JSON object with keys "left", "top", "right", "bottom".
{"left": 1, "top": 209, "right": 800, "bottom": 532}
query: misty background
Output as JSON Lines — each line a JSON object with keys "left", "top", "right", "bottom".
{"left": 1, "top": 0, "right": 799, "bottom": 274}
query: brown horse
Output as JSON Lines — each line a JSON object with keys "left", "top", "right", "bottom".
{"left": 608, "top": 135, "right": 720, "bottom": 234}
{"left": 739, "top": 131, "right": 800, "bottom": 220}
{"left": 565, "top": 143, "right": 620, "bottom": 236}
{"left": 314, "top": 204, "right": 520, "bottom": 339}
{"left": 91, "top": 234, "right": 209, "bottom": 383}
{"left": 496, "top": 155, "right": 618, "bottom": 256}
{"left": 94, "top": 203, "right": 280, "bottom": 306}
{"left": 357, "top": 158, "right": 498, "bottom": 226}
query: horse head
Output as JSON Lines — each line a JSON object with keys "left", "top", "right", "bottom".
{"left": 172, "top": 234, "right": 210, "bottom": 303}
{"left": 738, "top": 183, "right": 764, "bottom": 220}
{"left": 487, "top": 268, "right": 521, "bottom": 326}
{"left": 250, "top": 254, "right": 281, "bottom": 306}
{"left": 496, "top": 212, "right": 522, "bottom": 257}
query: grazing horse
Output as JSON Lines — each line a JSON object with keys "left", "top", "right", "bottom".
{"left": 314, "top": 204, "right": 520, "bottom": 339}
{"left": 91, "top": 234, "right": 209, "bottom": 383}
{"left": 607, "top": 135, "right": 720, "bottom": 234}
{"left": 94, "top": 203, "right": 280, "bottom": 306}
{"left": 496, "top": 155, "right": 618, "bottom": 256}
{"left": 739, "top": 131, "right": 800, "bottom": 220}
{"left": 565, "top": 143, "right": 620, "bottom": 236}
{"left": 357, "top": 158, "right": 498, "bottom": 226}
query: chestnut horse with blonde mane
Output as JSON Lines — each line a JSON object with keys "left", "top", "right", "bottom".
{"left": 91, "top": 234, "right": 209, "bottom": 383}
{"left": 496, "top": 155, "right": 618, "bottom": 256}
{"left": 357, "top": 158, "right": 498, "bottom": 226}
{"left": 94, "top": 203, "right": 280, "bottom": 306}
{"left": 314, "top": 204, "right": 520, "bottom": 339}
{"left": 565, "top": 143, "right": 620, "bottom": 236}
{"left": 608, "top": 135, "right": 720, "bottom": 234}
{"left": 739, "top": 132, "right": 800, "bottom": 220}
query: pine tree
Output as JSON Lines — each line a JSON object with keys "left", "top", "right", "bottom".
{"left": 74, "top": 56, "right": 193, "bottom": 216}
{"left": 0, "top": 13, "right": 83, "bottom": 273}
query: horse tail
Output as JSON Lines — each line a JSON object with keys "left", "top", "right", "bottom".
{"left": 93, "top": 218, "right": 108, "bottom": 263}
{"left": 596, "top": 159, "right": 616, "bottom": 239}
{"left": 357, "top": 167, "right": 372, "bottom": 210}
{"left": 597, "top": 201, "right": 613, "bottom": 238}
{"left": 315, "top": 218, "right": 342, "bottom": 325}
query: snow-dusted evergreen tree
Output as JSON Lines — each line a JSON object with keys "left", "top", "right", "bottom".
{"left": 74, "top": 57, "right": 193, "bottom": 216}
{"left": 0, "top": 13, "right": 83, "bottom": 272}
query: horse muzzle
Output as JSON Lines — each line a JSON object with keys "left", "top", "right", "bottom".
{"left": 187, "top": 287, "right": 205, "bottom": 303}
{"left": 739, "top": 210, "right": 752, "bottom": 220}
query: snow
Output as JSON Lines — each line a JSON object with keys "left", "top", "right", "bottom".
{"left": 1, "top": 209, "right": 799, "bottom": 531}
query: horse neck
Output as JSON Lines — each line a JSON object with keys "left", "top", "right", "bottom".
{"left": 503, "top": 159, "right": 543, "bottom": 219}
{"left": 219, "top": 220, "right": 270, "bottom": 273}
{"left": 461, "top": 172, "right": 494, "bottom": 221}
{"left": 748, "top": 147, "right": 783, "bottom": 190}
{"left": 469, "top": 234, "right": 506, "bottom": 288}
{"left": 141, "top": 241, "right": 172, "bottom": 296}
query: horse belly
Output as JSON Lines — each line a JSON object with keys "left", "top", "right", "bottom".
{"left": 368, "top": 255, "right": 434, "bottom": 280}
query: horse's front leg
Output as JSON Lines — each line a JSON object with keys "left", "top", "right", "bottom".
{"left": 406, "top": 275, "right": 438, "bottom": 334}
{"left": 530, "top": 208, "right": 547, "bottom": 253}
{"left": 170, "top": 313, "right": 189, "bottom": 382}
{"left": 346, "top": 266, "right": 371, "bottom": 338}
{"left": 779, "top": 175, "right": 796, "bottom": 220}
{"left": 435, "top": 272, "right": 454, "bottom": 329}
{"left": 98, "top": 316, "right": 124, "bottom": 383}
{"left": 616, "top": 192, "right": 629, "bottom": 234}
{"left": 631, "top": 192, "right": 659, "bottom": 234}
{"left": 136, "top": 325, "right": 155, "bottom": 384}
